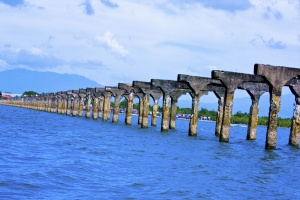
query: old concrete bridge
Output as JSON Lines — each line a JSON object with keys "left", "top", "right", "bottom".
{"left": 1, "top": 64, "right": 300, "bottom": 150}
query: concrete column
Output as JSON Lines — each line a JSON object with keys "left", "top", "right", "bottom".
{"left": 142, "top": 94, "right": 149, "bottom": 128}
{"left": 47, "top": 98, "right": 51, "bottom": 112}
{"left": 98, "top": 96, "right": 104, "bottom": 118}
{"left": 103, "top": 93, "right": 112, "bottom": 121}
{"left": 220, "top": 91, "right": 234, "bottom": 142}
{"left": 254, "top": 64, "right": 300, "bottom": 149}
{"left": 66, "top": 97, "right": 71, "bottom": 116}
{"left": 290, "top": 97, "right": 300, "bottom": 146}
{"left": 214, "top": 91, "right": 224, "bottom": 137}
{"left": 265, "top": 89, "right": 281, "bottom": 149}
{"left": 151, "top": 98, "right": 159, "bottom": 126}
{"left": 112, "top": 95, "right": 121, "bottom": 123}
{"left": 92, "top": 97, "right": 99, "bottom": 120}
{"left": 72, "top": 97, "right": 79, "bottom": 116}
{"left": 78, "top": 97, "right": 84, "bottom": 117}
{"left": 57, "top": 98, "right": 62, "bottom": 114}
{"left": 247, "top": 98, "right": 259, "bottom": 140}
{"left": 161, "top": 94, "right": 171, "bottom": 132}
{"left": 85, "top": 95, "right": 91, "bottom": 118}
{"left": 61, "top": 98, "right": 67, "bottom": 114}
{"left": 125, "top": 92, "right": 134, "bottom": 125}
{"left": 169, "top": 96, "right": 178, "bottom": 129}
{"left": 138, "top": 97, "right": 144, "bottom": 125}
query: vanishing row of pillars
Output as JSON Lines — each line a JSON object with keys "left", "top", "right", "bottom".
{"left": 1, "top": 64, "right": 300, "bottom": 149}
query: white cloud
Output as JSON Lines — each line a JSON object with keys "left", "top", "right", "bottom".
{"left": 95, "top": 31, "right": 129, "bottom": 58}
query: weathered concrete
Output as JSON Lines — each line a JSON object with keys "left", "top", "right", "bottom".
{"left": 169, "top": 91, "right": 187, "bottom": 129}
{"left": 288, "top": 78, "right": 300, "bottom": 146}
{"left": 150, "top": 90, "right": 163, "bottom": 127}
{"left": 178, "top": 75, "right": 223, "bottom": 136}
{"left": 66, "top": 91, "right": 73, "bottom": 116}
{"left": 92, "top": 96, "right": 99, "bottom": 120}
{"left": 135, "top": 93, "right": 144, "bottom": 125}
{"left": 213, "top": 90, "right": 225, "bottom": 137}
{"left": 71, "top": 90, "right": 79, "bottom": 116}
{"left": 133, "top": 81, "right": 159, "bottom": 128}
{"left": 212, "top": 70, "right": 264, "bottom": 143}
{"left": 152, "top": 79, "right": 190, "bottom": 132}
{"left": 238, "top": 82, "right": 269, "bottom": 140}
{"left": 105, "top": 87, "right": 126, "bottom": 123}
{"left": 255, "top": 64, "right": 300, "bottom": 149}
{"left": 119, "top": 83, "right": 143, "bottom": 125}
{"left": 78, "top": 89, "right": 87, "bottom": 117}
{"left": 95, "top": 88, "right": 105, "bottom": 118}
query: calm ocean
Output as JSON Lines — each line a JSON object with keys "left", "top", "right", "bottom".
{"left": 0, "top": 104, "right": 299, "bottom": 199}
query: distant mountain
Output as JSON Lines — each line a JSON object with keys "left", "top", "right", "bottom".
{"left": 177, "top": 93, "right": 295, "bottom": 118}
{"left": 0, "top": 68, "right": 103, "bottom": 94}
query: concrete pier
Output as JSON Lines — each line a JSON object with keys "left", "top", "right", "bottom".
{"left": 255, "top": 64, "right": 300, "bottom": 149}
{"left": 213, "top": 90, "right": 225, "bottom": 137}
{"left": 238, "top": 82, "right": 269, "bottom": 140}
{"left": 105, "top": 87, "right": 125, "bottom": 123}
{"left": 178, "top": 75, "right": 223, "bottom": 136}
{"left": 288, "top": 78, "right": 300, "bottom": 146}
{"left": 150, "top": 90, "right": 163, "bottom": 127}
{"left": 152, "top": 79, "right": 190, "bottom": 132}
{"left": 212, "top": 70, "right": 264, "bottom": 143}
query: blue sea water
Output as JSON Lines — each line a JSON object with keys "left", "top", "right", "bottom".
{"left": 0, "top": 104, "right": 299, "bottom": 199}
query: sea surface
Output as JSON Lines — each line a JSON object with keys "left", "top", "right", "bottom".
{"left": 0, "top": 104, "right": 299, "bottom": 200}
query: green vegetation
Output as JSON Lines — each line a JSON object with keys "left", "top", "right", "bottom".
{"left": 23, "top": 91, "right": 38, "bottom": 96}
{"left": 0, "top": 91, "right": 2, "bottom": 98}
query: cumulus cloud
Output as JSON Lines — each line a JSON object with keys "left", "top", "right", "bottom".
{"left": 95, "top": 32, "right": 129, "bottom": 58}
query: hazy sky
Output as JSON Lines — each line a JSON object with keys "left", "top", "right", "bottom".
{"left": 0, "top": 0, "right": 299, "bottom": 99}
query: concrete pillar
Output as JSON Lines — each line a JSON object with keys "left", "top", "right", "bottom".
{"left": 255, "top": 64, "right": 300, "bottom": 149}
{"left": 212, "top": 70, "right": 264, "bottom": 143}
{"left": 238, "top": 82, "right": 269, "bottom": 140}
{"left": 169, "top": 95, "right": 179, "bottom": 129}
{"left": 125, "top": 92, "right": 134, "bottom": 125}
{"left": 290, "top": 97, "right": 300, "bottom": 146}
{"left": 151, "top": 98, "right": 159, "bottom": 126}
{"left": 57, "top": 97, "right": 62, "bottom": 114}
{"left": 92, "top": 97, "right": 99, "bottom": 120}
{"left": 78, "top": 97, "right": 84, "bottom": 117}
{"left": 136, "top": 94, "right": 144, "bottom": 125}
{"left": 112, "top": 95, "right": 121, "bottom": 123}
{"left": 288, "top": 79, "right": 300, "bottom": 146}
{"left": 61, "top": 97, "right": 67, "bottom": 115}
{"left": 85, "top": 95, "right": 91, "bottom": 118}
{"left": 142, "top": 94, "right": 150, "bottom": 128}
{"left": 72, "top": 97, "right": 79, "bottom": 116}
{"left": 66, "top": 96, "right": 71, "bottom": 116}
{"left": 161, "top": 94, "right": 171, "bottom": 132}
{"left": 214, "top": 91, "right": 225, "bottom": 137}
{"left": 98, "top": 96, "right": 104, "bottom": 118}
{"left": 188, "top": 92, "right": 207, "bottom": 136}
{"left": 103, "top": 92, "right": 112, "bottom": 121}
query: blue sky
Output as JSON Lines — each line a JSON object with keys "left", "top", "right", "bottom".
{"left": 0, "top": 0, "right": 299, "bottom": 99}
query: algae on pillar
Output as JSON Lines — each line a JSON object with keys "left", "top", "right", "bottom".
{"left": 150, "top": 91, "right": 163, "bottom": 127}
{"left": 255, "top": 64, "right": 300, "bottom": 149}
{"left": 288, "top": 78, "right": 300, "bottom": 146}
{"left": 92, "top": 97, "right": 99, "bottom": 120}
{"left": 103, "top": 92, "right": 112, "bottom": 121}
{"left": 238, "top": 82, "right": 269, "bottom": 140}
